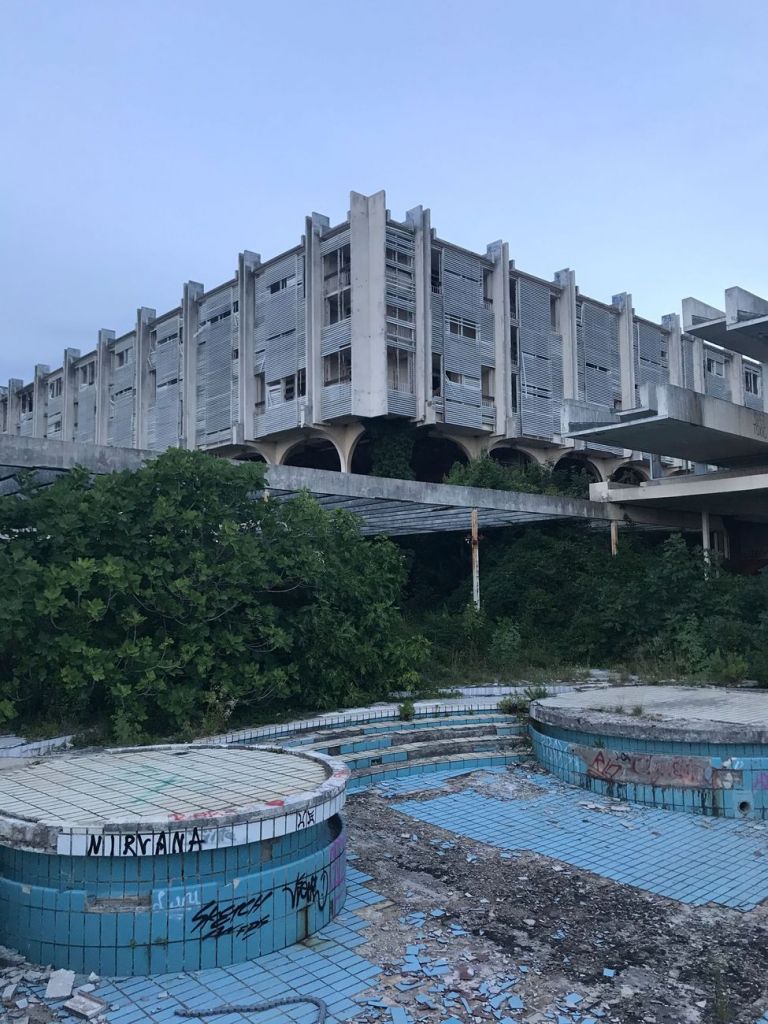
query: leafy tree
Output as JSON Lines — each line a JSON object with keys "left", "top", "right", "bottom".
{"left": 0, "top": 449, "right": 426, "bottom": 742}
{"left": 444, "top": 455, "right": 593, "bottom": 498}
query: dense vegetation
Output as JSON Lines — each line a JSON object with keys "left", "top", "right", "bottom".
{"left": 444, "top": 454, "right": 594, "bottom": 499}
{"left": 2, "top": 449, "right": 765, "bottom": 744}
{"left": 0, "top": 450, "right": 425, "bottom": 743}
{"left": 400, "top": 524, "right": 768, "bottom": 685}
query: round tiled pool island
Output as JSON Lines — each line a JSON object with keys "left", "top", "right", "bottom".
{"left": 0, "top": 745, "right": 348, "bottom": 976}
{"left": 530, "top": 685, "right": 768, "bottom": 819}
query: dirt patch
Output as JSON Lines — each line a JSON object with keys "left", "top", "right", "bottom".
{"left": 346, "top": 770, "right": 768, "bottom": 1024}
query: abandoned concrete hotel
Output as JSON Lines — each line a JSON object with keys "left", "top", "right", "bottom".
{"left": 2, "top": 189, "right": 766, "bottom": 486}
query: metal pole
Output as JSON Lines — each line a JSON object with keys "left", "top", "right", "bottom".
{"left": 610, "top": 520, "right": 619, "bottom": 557}
{"left": 702, "top": 510, "right": 711, "bottom": 556}
{"left": 471, "top": 507, "right": 480, "bottom": 610}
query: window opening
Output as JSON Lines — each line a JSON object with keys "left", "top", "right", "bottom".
{"left": 323, "top": 347, "right": 352, "bottom": 386}
{"left": 323, "top": 245, "right": 351, "bottom": 326}
{"left": 432, "top": 353, "right": 442, "bottom": 396}
{"left": 448, "top": 316, "right": 478, "bottom": 341}
{"left": 431, "top": 248, "right": 442, "bottom": 292}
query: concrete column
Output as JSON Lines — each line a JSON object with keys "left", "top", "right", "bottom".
{"left": 555, "top": 269, "right": 579, "bottom": 402}
{"left": 763, "top": 364, "right": 768, "bottom": 413}
{"left": 661, "top": 313, "right": 683, "bottom": 388}
{"left": 702, "top": 510, "right": 711, "bottom": 566}
{"left": 407, "top": 205, "right": 431, "bottom": 423}
{"left": 61, "top": 348, "right": 81, "bottom": 441}
{"left": 349, "top": 190, "right": 387, "bottom": 419}
{"left": 727, "top": 353, "right": 744, "bottom": 406}
{"left": 470, "top": 508, "right": 480, "bottom": 610}
{"left": 613, "top": 292, "right": 636, "bottom": 410}
{"left": 305, "top": 213, "right": 329, "bottom": 426}
{"left": 692, "top": 338, "right": 706, "bottom": 394}
{"left": 135, "top": 307, "right": 156, "bottom": 450}
{"left": 95, "top": 330, "right": 113, "bottom": 445}
{"left": 489, "top": 240, "right": 511, "bottom": 433}
{"left": 181, "top": 281, "right": 204, "bottom": 449}
{"left": 32, "top": 365, "right": 50, "bottom": 437}
{"left": 6, "top": 380, "right": 23, "bottom": 434}
{"left": 236, "top": 250, "right": 261, "bottom": 443}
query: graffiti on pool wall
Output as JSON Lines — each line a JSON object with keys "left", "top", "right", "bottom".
{"left": 190, "top": 892, "right": 273, "bottom": 940}
{"left": 85, "top": 827, "right": 208, "bottom": 857}
{"left": 574, "top": 746, "right": 742, "bottom": 790}
{"left": 282, "top": 868, "right": 329, "bottom": 912}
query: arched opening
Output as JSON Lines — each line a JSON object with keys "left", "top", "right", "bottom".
{"left": 554, "top": 454, "right": 602, "bottom": 486}
{"left": 609, "top": 465, "right": 647, "bottom": 486}
{"left": 282, "top": 438, "right": 341, "bottom": 472}
{"left": 349, "top": 431, "right": 373, "bottom": 475}
{"left": 412, "top": 433, "right": 469, "bottom": 483}
{"left": 489, "top": 446, "right": 533, "bottom": 469}
{"left": 233, "top": 451, "right": 267, "bottom": 464}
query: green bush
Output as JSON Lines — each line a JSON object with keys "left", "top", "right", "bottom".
{"left": 399, "top": 699, "right": 415, "bottom": 721}
{"left": 489, "top": 618, "right": 522, "bottom": 669}
{"left": 0, "top": 449, "right": 427, "bottom": 742}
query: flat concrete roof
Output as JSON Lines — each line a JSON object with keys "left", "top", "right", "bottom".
{"left": 591, "top": 466, "right": 768, "bottom": 523}
{"left": 568, "top": 384, "right": 768, "bottom": 467}
{"left": 0, "top": 745, "right": 348, "bottom": 855}
{"left": 531, "top": 685, "right": 768, "bottom": 744}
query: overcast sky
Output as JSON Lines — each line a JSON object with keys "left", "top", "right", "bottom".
{"left": 2, "top": 0, "right": 767, "bottom": 381}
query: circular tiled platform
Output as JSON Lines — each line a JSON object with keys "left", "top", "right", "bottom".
{"left": 0, "top": 745, "right": 349, "bottom": 975}
{"left": 530, "top": 686, "right": 768, "bottom": 819}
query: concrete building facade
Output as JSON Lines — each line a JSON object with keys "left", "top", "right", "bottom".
{"left": 2, "top": 189, "right": 765, "bottom": 483}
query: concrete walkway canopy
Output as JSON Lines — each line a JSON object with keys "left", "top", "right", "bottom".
{"left": 0, "top": 434, "right": 616, "bottom": 536}
{"left": 683, "top": 290, "right": 768, "bottom": 363}
{"left": 566, "top": 383, "right": 768, "bottom": 467}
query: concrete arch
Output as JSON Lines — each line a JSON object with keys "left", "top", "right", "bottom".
{"left": 489, "top": 444, "right": 548, "bottom": 468}
{"left": 554, "top": 453, "right": 603, "bottom": 484}
{"left": 488, "top": 443, "right": 537, "bottom": 468}
{"left": 609, "top": 463, "right": 649, "bottom": 486}
{"left": 279, "top": 436, "right": 342, "bottom": 472}
{"left": 411, "top": 431, "right": 470, "bottom": 483}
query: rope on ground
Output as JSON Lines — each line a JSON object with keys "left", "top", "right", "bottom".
{"left": 175, "top": 995, "right": 328, "bottom": 1023}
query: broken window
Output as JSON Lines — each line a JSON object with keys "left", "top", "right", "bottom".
{"left": 255, "top": 373, "right": 266, "bottom": 414}
{"left": 297, "top": 367, "right": 306, "bottom": 398}
{"left": 323, "top": 245, "right": 351, "bottom": 326}
{"left": 148, "top": 370, "right": 157, "bottom": 403}
{"left": 21, "top": 391, "right": 33, "bottom": 414}
{"left": 447, "top": 316, "right": 478, "bottom": 341}
{"left": 705, "top": 355, "right": 724, "bottom": 377}
{"left": 48, "top": 378, "right": 62, "bottom": 399}
{"left": 481, "top": 366, "right": 495, "bottom": 403}
{"left": 323, "top": 347, "right": 352, "bottom": 386}
{"left": 116, "top": 348, "right": 132, "bottom": 368}
{"left": 510, "top": 326, "right": 519, "bottom": 365}
{"left": 431, "top": 248, "right": 442, "bottom": 292}
{"left": 510, "top": 372, "right": 518, "bottom": 413}
{"left": 549, "top": 294, "right": 559, "bottom": 332}
{"left": 745, "top": 367, "right": 761, "bottom": 395}
{"left": 386, "top": 346, "right": 414, "bottom": 393}
{"left": 483, "top": 268, "right": 493, "bottom": 305}
{"left": 432, "top": 353, "right": 442, "bottom": 396}
{"left": 386, "top": 304, "right": 415, "bottom": 344}
{"left": 268, "top": 275, "right": 296, "bottom": 294}
{"left": 80, "top": 362, "right": 95, "bottom": 386}
{"left": 509, "top": 277, "right": 518, "bottom": 320}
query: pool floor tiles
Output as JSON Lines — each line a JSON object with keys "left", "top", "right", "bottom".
{"left": 393, "top": 772, "right": 768, "bottom": 910}
{"left": 40, "top": 868, "right": 385, "bottom": 1024}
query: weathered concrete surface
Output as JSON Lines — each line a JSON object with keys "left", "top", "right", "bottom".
{"left": 531, "top": 685, "right": 768, "bottom": 745}
{"left": 567, "top": 382, "right": 768, "bottom": 465}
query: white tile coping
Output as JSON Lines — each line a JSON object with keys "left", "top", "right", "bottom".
{"left": 0, "top": 744, "right": 348, "bottom": 857}
{"left": 207, "top": 685, "right": 582, "bottom": 747}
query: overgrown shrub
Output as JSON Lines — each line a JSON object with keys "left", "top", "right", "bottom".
{"left": 0, "top": 449, "right": 427, "bottom": 742}
{"left": 399, "top": 698, "right": 415, "bottom": 721}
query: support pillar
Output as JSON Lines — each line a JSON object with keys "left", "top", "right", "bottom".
{"left": 662, "top": 313, "right": 683, "bottom": 388}
{"left": 408, "top": 205, "right": 432, "bottom": 423}
{"left": 349, "top": 190, "right": 387, "bottom": 419}
{"left": 702, "top": 510, "right": 711, "bottom": 557}
{"left": 613, "top": 292, "right": 636, "bottom": 411}
{"left": 610, "top": 520, "right": 619, "bottom": 557}
{"left": 236, "top": 250, "right": 261, "bottom": 443}
{"left": 95, "top": 331, "right": 113, "bottom": 446}
{"left": 471, "top": 508, "right": 480, "bottom": 610}
{"left": 305, "top": 212, "right": 330, "bottom": 427}
{"left": 181, "top": 282, "right": 204, "bottom": 449}
{"left": 555, "top": 269, "right": 579, "bottom": 403}
{"left": 135, "top": 307, "right": 156, "bottom": 450}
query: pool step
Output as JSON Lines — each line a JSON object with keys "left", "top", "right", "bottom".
{"left": 348, "top": 751, "right": 524, "bottom": 791}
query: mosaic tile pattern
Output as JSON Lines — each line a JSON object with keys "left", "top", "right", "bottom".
{"left": 533, "top": 725, "right": 768, "bottom": 820}
{"left": 37, "top": 868, "right": 383, "bottom": 1024}
{"left": 395, "top": 772, "right": 768, "bottom": 910}
{"left": 0, "top": 747, "right": 329, "bottom": 826}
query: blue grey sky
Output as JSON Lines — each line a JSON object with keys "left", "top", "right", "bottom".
{"left": 2, "top": 0, "right": 767, "bottom": 381}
